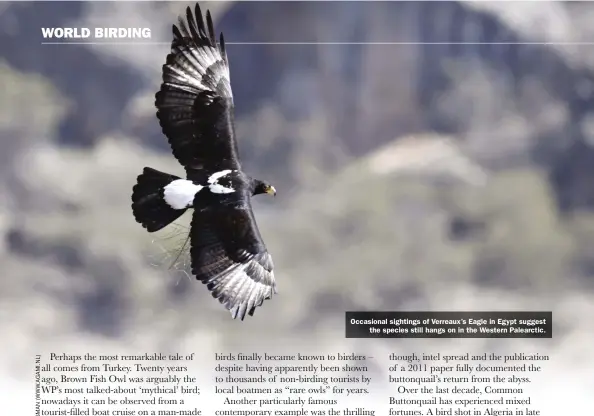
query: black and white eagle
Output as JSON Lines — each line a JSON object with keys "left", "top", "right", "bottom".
{"left": 131, "top": 3, "right": 277, "bottom": 320}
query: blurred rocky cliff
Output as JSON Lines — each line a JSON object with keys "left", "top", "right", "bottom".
{"left": 1, "top": 0, "right": 594, "bottom": 376}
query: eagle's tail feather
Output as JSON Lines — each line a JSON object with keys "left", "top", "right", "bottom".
{"left": 131, "top": 167, "right": 187, "bottom": 233}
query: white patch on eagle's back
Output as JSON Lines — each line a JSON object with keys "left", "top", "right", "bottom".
{"left": 163, "top": 179, "right": 203, "bottom": 209}
{"left": 209, "top": 183, "right": 235, "bottom": 194}
{"left": 208, "top": 169, "right": 233, "bottom": 184}
{"left": 207, "top": 169, "right": 236, "bottom": 194}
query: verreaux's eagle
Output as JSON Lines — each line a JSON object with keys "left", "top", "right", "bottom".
{"left": 131, "top": 3, "right": 277, "bottom": 320}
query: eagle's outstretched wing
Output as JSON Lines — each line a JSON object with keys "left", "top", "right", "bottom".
{"left": 190, "top": 206, "right": 277, "bottom": 320}
{"left": 155, "top": 4, "right": 241, "bottom": 171}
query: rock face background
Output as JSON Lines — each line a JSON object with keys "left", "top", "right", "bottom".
{"left": 1, "top": 1, "right": 593, "bottom": 412}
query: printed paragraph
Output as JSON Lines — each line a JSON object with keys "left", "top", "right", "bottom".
{"left": 32, "top": 348, "right": 551, "bottom": 416}
{"left": 35, "top": 352, "right": 201, "bottom": 416}
{"left": 387, "top": 352, "right": 548, "bottom": 416}
{"left": 214, "top": 352, "right": 374, "bottom": 416}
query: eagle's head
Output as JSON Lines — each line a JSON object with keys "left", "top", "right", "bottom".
{"left": 252, "top": 179, "right": 276, "bottom": 197}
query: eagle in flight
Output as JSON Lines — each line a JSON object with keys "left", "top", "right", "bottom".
{"left": 131, "top": 3, "right": 277, "bottom": 320}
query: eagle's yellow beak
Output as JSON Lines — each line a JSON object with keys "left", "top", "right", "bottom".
{"left": 266, "top": 185, "right": 277, "bottom": 196}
